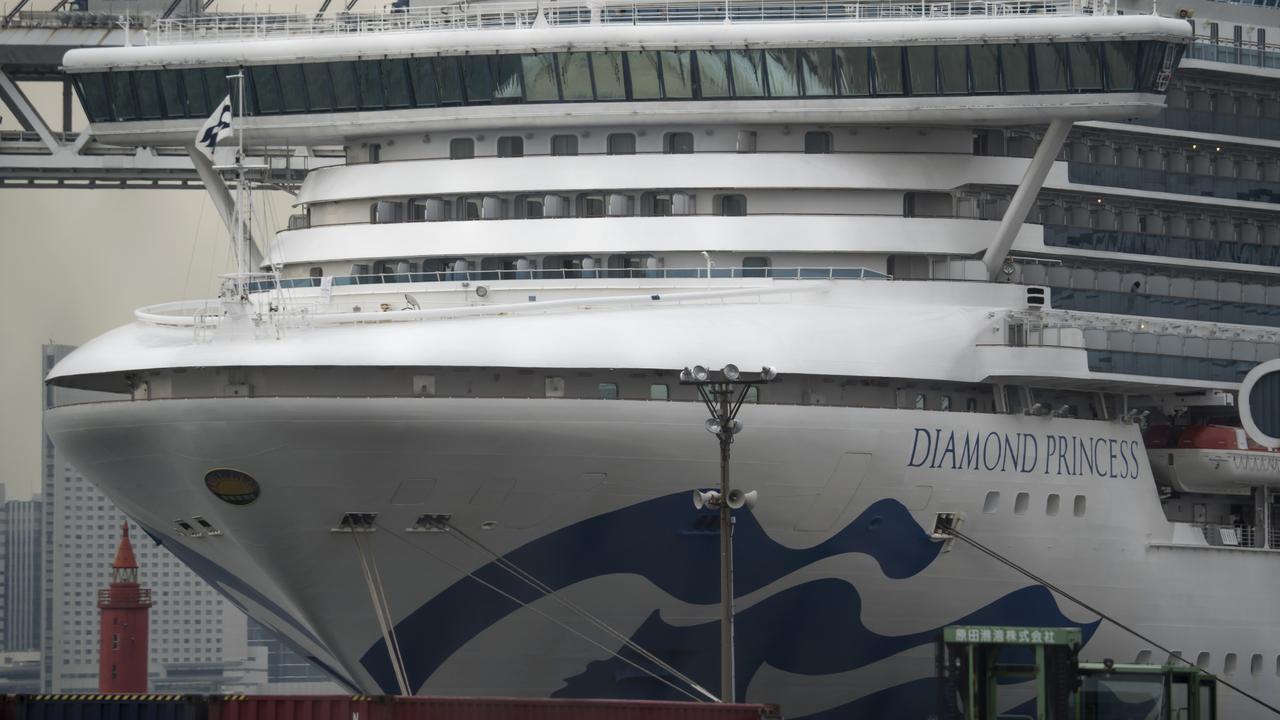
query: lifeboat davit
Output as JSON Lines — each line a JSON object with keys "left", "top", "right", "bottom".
{"left": 1146, "top": 424, "right": 1280, "bottom": 495}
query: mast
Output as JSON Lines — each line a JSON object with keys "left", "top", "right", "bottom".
{"left": 231, "top": 69, "right": 250, "bottom": 301}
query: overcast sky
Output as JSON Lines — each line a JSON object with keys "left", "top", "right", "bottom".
{"left": 1, "top": 81, "right": 294, "bottom": 499}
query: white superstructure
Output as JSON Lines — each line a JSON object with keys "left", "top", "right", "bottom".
{"left": 37, "top": 0, "right": 1280, "bottom": 715}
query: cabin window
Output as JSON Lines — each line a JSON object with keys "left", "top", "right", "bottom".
{"left": 664, "top": 132, "right": 694, "bottom": 154}
{"left": 765, "top": 49, "right": 801, "bottom": 96}
{"left": 1196, "top": 652, "right": 1211, "bottom": 670}
{"left": 607, "top": 133, "right": 637, "bottom": 155}
{"left": 1046, "top": 494, "right": 1060, "bottom": 516}
{"left": 627, "top": 51, "right": 662, "bottom": 99}
{"left": 696, "top": 51, "right": 732, "bottom": 98}
{"left": 804, "top": 131, "right": 833, "bottom": 154}
{"left": 1252, "top": 654, "right": 1263, "bottom": 676}
{"left": 870, "top": 47, "right": 904, "bottom": 95}
{"left": 590, "top": 53, "right": 627, "bottom": 99}
{"left": 309, "top": 267, "right": 323, "bottom": 278}
{"left": 717, "top": 194, "right": 747, "bottom": 217}
{"left": 800, "top": 49, "right": 835, "bottom": 96}
{"left": 517, "top": 195, "right": 545, "bottom": 219}
{"left": 578, "top": 194, "right": 607, "bottom": 218}
{"left": 660, "top": 51, "right": 694, "bottom": 98}
{"left": 370, "top": 201, "right": 404, "bottom": 224}
{"left": 497, "top": 136, "right": 524, "bottom": 157}
{"left": 1014, "top": 492, "right": 1029, "bottom": 515}
{"left": 544, "top": 377, "right": 565, "bottom": 398}
{"left": 522, "top": 54, "right": 560, "bottom": 101}
{"left": 966, "top": 398, "right": 978, "bottom": 412}
{"left": 940, "top": 395, "right": 952, "bottom": 411}
{"left": 644, "top": 192, "right": 674, "bottom": 217}
{"left": 559, "top": 52, "right": 593, "bottom": 101}
{"left": 914, "top": 393, "right": 927, "bottom": 410}
{"left": 551, "top": 134, "right": 579, "bottom": 156}
{"left": 835, "top": 48, "right": 870, "bottom": 96}
{"left": 460, "top": 197, "right": 482, "bottom": 220}
{"left": 649, "top": 384, "right": 669, "bottom": 400}
{"left": 1225, "top": 653, "right": 1238, "bottom": 675}
{"left": 982, "top": 491, "right": 999, "bottom": 513}
{"left": 598, "top": 382, "right": 619, "bottom": 399}
{"left": 730, "top": 50, "right": 767, "bottom": 97}
{"left": 450, "top": 138, "right": 475, "bottom": 159}
{"left": 1073, "top": 495, "right": 1087, "bottom": 517}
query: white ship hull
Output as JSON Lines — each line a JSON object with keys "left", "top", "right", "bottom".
{"left": 44, "top": 396, "right": 1280, "bottom": 717}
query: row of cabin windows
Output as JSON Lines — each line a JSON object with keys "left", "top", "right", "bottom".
{"left": 72, "top": 40, "right": 1177, "bottom": 122}
{"left": 327, "top": 254, "right": 773, "bottom": 279}
{"left": 553, "top": 379, "right": 756, "bottom": 402}
{"left": 444, "top": 131, "right": 700, "bottom": 159}
{"left": 369, "top": 192, "right": 747, "bottom": 223}
{"left": 982, "top": 491, "right": 1087, "bottom": 517}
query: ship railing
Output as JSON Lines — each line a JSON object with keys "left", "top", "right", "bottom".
{"left": 1186, "top": 35, "right": 1280, "bottom": 70}
{"left": 1188, "top": 522, "right": 1280, "bottom": 550}
{"left": 134, "top": 265, "right": 885, "bottom": 327}
{"left": 149, "top": 0, "right": 1101, "bottom": 44}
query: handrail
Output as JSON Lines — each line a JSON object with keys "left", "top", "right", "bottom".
{"left": 149, "top": 0, "right": 1105, "bottom": 45}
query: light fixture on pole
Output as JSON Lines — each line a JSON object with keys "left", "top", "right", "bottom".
{"left": 679, "top": 364, "right": 777, "bottom": 703}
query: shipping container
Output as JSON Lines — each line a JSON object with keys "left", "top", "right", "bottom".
{"left": 16, "top": 695, "right": 199, "bottom": 720}
{"left": 207, "top": 696, "right": 390, "bottom": 720}
{"left": 391, "top": 697, "right": 779, "bottom": 720}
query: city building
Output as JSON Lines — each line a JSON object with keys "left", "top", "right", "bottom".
{"left": 39, "top": 344, "right": 261, "bottom": 693}
{"left": 4, "top": 493, "right": 42, "bottom": 652}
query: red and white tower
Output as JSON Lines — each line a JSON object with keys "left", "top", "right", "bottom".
{"left": 98, "top": 521, "right": 152, "bottom": 693}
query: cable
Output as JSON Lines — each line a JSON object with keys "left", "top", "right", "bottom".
{"left": 366, "top": 533, "right": 411, "bottom": 695}
{"left": 940, "top": 524, "right": 1280, "bottom": 716}
{"left": 352, "top": 531, "right": 410, "bottom": 695}
{"left": 444, "top": 522, "right": 722, "bottom": 703}
{"left": 373, "top": 522, "right": 706, "bottom": 703}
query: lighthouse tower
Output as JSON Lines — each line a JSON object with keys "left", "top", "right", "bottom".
{"left": 98, "top": 521, "right": 152, "bottom": 693}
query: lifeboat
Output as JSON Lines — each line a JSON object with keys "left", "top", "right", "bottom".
{"left": 1147, "top": 423, "right": 1280, "bottom": 495}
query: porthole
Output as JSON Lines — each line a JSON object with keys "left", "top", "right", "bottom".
{"left": 1014, "top": 492, "right": 1029, "bottom": 515}
{"left": 1196, "top": 651, "right": 1210, "bottom": 669}
{"left": 1225, "top": 653, "right": 1238, "bottom": 675}
{"left": 982, "top": 491, "right": 1000, "bottom": 513}
{"left": 204, "top": 469, "right": 260, "bottom": 506}
{"left": 1046, "top": 494, "right": 1060, "bottom": 516}
{"left": 1073, "top": 495, "right": 1087, "bottom": 517}
{"left": 1252, "top": 653, "right": 1263, "bottom": 676}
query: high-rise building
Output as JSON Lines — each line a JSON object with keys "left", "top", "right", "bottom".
{"left": 4, "top": 495, "right": 42, "bottom": 651}
{"left": 39, "top": 344, "right": 259, "bottom": 693}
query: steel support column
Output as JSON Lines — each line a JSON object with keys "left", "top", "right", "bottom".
{"left": 981, "top": 118, "right": 1072, "bottom": 281}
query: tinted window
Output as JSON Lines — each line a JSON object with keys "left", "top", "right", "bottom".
{"left": 559, "top": 52, "right": 593, "bottom": 101}
{"left": 907, "top": 46, "right": 937, "bottom": 95}
{"left": 407, "top": 58, "right": 438, "bottom": 107}
{"left": 729, "top": 50, "right": 766, "bottom": 97}
{"left": 719, "top": 194, "right": 747, "bottom": 215}
{"left": 134, "top": 71, "right": 163, "bottom": 119}
{"left": 461, "top": 56, "right": 492, "bottom": 102}
{"left": 76, "top": 73, "right": 112, "bottom": 122}
{"left": 608, "top": 133, "right": 636, "bottom": 155}
{"left": 492, "top": 55, "right": 523, "bottom": 102}
{"left": 628, "top": 51, "right": 662, "bottom": 99}
{"left": 380, "top": 59, "right": 412, "bottom": 108}
{"left": 970, "top": 45, "right": 1000, "bottom": 93}
{"left": 450, "top": 138, "right": 475, "bottom": 159}
{"left": 835, "top": 48, "right": 870, "bottom": 96}
{"left": 435, "top": 57, "right": 465, "bottom": 104}
{"left": 182, "top": 68, "right": 210, "bottom": 116}
{"left": 1104, "top": 42, "right": 1139, "bottom": 91}
{"left": 110, "top": 72, "right": 138, "bottom": 121}
{"left": 665, "top": 131, "right": 694, "bottom": 154}
{"left": 522, "top": 54, "right": 559, "bottom": 101}
{"left": 938, "top": 46, "right": 968, "bottom": 94}
{"left": 591, "top": 53, "right": 627, "bottom": 99}
{"left": 765, "top": 49, "right": 800, "bottom": 96}
{"left": 304, "top": 64, "right": 334, "bottom": 111}
{"left": 357, "top": 61, "right": 384, "bottom": 108}
{"left": 329, "top": 62, "right": 360, "bottom": 109}
{"left": 870, "top": 48, "right": 903, "bottom": 95}
{"left": 551, "top": 134, "right": 578, "bottom": 155}
{"left": 497, "top": 136, "right": 524, "bottom": 157}
{"left": 1034, "top": 44, "right": 1069, "bottom": 92}
{"left": 800, "top": 49, "right": 835, "bottom": 96}
{"left": 696, "top": 50, "right": 732, "bottom": 98}
{"left": 158, "top": 71, "right": 184, "bottom": 117}
{"left": 804, "top": 131, "right": 832, "bottom": 154}
{"left": 1003, "top": 45, "right": 1032, "bottom": 93}
{"left": 660, "top": 51, "right": 693, "bottom": 98}
{"left": 203, "top": 68, "right": 229, "bottom": 110}
{"left": 278, "top": 64, "right": 309, "bottom": 112}
{"left": 1069, "top": 43, "right": 1103, "bottom": 91}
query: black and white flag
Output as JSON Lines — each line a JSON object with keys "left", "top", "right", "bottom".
{"left": 195, "top": 94, "right": 234, "bottom": 159}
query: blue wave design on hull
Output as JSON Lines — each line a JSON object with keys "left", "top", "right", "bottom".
{"left": 557, "top": 582, "right": 1099, "bottom": 715}
{"left": 363, "top": 494, "right": 942, "bottom": 692}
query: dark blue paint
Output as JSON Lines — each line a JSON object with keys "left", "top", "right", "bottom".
{"left": 362, "top": 494, "right": 941, "bottom": 693}
{"left": 556, "top": 582, "right": 1098, "bottom": 711}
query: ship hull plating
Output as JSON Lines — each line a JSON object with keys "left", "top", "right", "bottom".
{"left": 44, "top": 397, "right": 1280, "bottom": 717}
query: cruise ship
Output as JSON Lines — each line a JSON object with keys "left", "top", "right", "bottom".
{"left": 38, "top": 0, "right": 1280, "bottom": 714}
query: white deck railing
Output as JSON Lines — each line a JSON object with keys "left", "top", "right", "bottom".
{"left": 149, "top": 0, "right": 1106, "bottom": 45}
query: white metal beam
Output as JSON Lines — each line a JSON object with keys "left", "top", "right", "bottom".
{"left": 982, "top": 118, "right": 1071, "bottom": 281}
{"left": 0, "top": 68, "right": 59, "bottom": 153}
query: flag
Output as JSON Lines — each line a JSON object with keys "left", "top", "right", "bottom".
{"left": 195, "top": 94, "right": 233, "bottom": 159}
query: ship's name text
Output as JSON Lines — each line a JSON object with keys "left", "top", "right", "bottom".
{"left": 907, "top": 428, "right": 1142, "bottom": 479}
